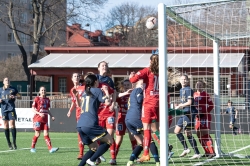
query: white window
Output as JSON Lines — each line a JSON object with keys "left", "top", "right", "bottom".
{"left": 191, "top": 76, "right": 229, "bottom": 96}
{"left": 7, "top": 53, "right": 15, "bottom": 58}
{"left": 7, "top": 33, "right": 14, "bottom": 42}
{"left": 58, "top": 77, "right": 67, "bottom": 93}
{"left": 20, "top": 33, "right": 27, "bottom": 43}
{"left": 20, "top": 13, "right": 27, "bottom": 23}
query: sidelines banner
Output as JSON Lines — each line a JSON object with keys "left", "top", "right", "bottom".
{"left": 0, "top": 108, "right": 35, "bottom": 128}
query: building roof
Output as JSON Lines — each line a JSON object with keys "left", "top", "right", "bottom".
{"left": 28, "top": 53, "right": 244, "bottom": 69}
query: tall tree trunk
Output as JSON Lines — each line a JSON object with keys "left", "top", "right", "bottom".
{"left": 8, "top": 2, "right": 30, "bottom": 82}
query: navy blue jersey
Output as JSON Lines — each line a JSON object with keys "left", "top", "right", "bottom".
{"left": 0, "top": 86, "right": 18, "bottom": 113}
{"left": 226, "top": 106, "right": 236, "bottom": 120}
{"left": 180, "top": 86, "right": 197, "bottom": 114}
{"left": 96, "top": 74, "right": 115, "bottom": 89}
{"left": 77, "top": 88, "right": 106, "bottom": 127}
{"left": 125, "top": 88, "right": 144, "bottom": 120}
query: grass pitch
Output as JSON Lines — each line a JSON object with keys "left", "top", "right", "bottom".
{"left": 0, "top": 132, "right": 250, "bottom": 166}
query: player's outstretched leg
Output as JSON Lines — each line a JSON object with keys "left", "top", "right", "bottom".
{"left": 150, "top": 141, "right": 160, "bottom": 165}
{"left": 77, "top": 133, "right": 84, "bottom": 160}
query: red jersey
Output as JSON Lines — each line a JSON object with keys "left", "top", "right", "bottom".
{"left": 130, "top": 67, "right": 159, "bottom": 105}
{"left": 194, "top": 91, "right": 214, "bottom": 114}
{"left": 116, "top": 94, "right": 130, "bottom": 115}
{"left": 32, "top": 96, "right": 50, "bottom": 123}
{"left": 70, "top": 85, "right": 85, "bottom": 105}
{"left": 98, "top": 83, "right": 115, "bottom": 117}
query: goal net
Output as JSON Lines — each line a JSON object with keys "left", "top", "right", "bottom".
{"left": 158, "top": 0, "right": 250, "bottom": 165}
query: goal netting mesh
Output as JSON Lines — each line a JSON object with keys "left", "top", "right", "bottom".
{"left": 163, "top": 0, "right": 250, "bottom": 165}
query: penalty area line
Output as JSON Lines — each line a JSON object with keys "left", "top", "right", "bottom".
{"left": 193, "top": 145, "right": 250, "bottom": 166}
{"left": 0, "top": 147, "right": 78, "bottom": 153}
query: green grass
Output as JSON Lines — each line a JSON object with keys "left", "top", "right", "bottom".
{"left": 0, "top": 132, "right": 250, "bottom": 166}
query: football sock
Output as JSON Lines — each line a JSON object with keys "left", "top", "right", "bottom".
{"left": 115, "top": 143, "right": 121, "bottom": 156}
{"left": 10, "top": 128, "right": 17, "bottom": 144}
{"left": 110, "top": 138, "right": 116, "bottom": 159}
{"left": 44, "top": 135, "right": 52, "bottom": 150}
{"left": 4, "top": 128, "right": 11, "bottom": 144}
{"left": 143, "top": 129, "right": 151, "bottom": 156}
{"left": 129, "top": 144, "right": 143, "bottom": 161}
{"left": 78, "top": 149, "right": 95, "bottom": 166}
{"left": 199, "top": 137, "right": 210, "bottom": 154}
{"left": 202, "top": 134, "right": 215, "bottom": 154}
{"left": 31, "top": 136, "right": 38, "bottom": 148}
{"left": 187, "top": 135, "right": 200, "bottom": 154}
{"left": 130, "top": 139, "right": 137, "bottom": 150}
{"left": 78, "top": 133, "right": 84, "bottom": 155}
{"left": 176, "top": 133, "right": 188, "bottom": 150}
{"left": 90, "top": 143, "right": 110, "bottom": 162}
{"left": 150, "top": 141, "right": 160, "bottom": 162}
{"left": 152, "top": 130, "right": 160, "bottom": 144}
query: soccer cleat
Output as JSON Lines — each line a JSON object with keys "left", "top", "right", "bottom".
{"left": 126, "top": 161, "right": 135, "bottom": 166}
{"left": 13, "top": 143, "right": 17, "bottom": 150}
{"left": 95, "top": 158, "right": 101, "bottom": 165}
{"left": 99, "top": 155, "right": 106, "bottom": 162}
{"left": 137, "top": 154, "right": 150, "bottom": 162}
{"left": 109, "top": 159, "right": 117, "bottom": 165}
{"left": 189, "top": 154, "right": 202, "bottom": 159}
{"left": 168, "top": 151, "right": 174, "bottom": 160}
{"left": 49, "top": 147, "right": 59, "bottom": 153}
{"left": 156, "top": 162, "right": 160, "bottom": 166}
{"left": 77, "top": 154, "right": 83, "bottom": 160}
{"left": 179, "top": 148, "right": 191, "bottom": 157}
{"left": 30, "top": 148, "right": 36, "bottom": 153}
{"left": 86, "top": 159, "right": 97, "bottom": 166}
{"left": 207, "top": 153, "right": 216, "bottom": 159}
{"left": 8, "top": 142, "right": 13, "bottom": 150}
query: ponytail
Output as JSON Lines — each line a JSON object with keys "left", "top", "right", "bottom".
{"left": 149, "top": 54, "right": 159, "bottom": 74}
{"left": 84, "top": 74, "right": 98, "bottom": 97}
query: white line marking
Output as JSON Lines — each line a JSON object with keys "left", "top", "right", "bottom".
{"left": 194, "top": 145, "right": 250, "bottom": 166}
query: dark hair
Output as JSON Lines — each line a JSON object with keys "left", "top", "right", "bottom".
{"left": 149, "top": 54, "right": 158, "bottom": 74}
{"left": 196, "top": 80, "right": 206, "bottom": 87}
{"left": 118, "top": 79, "right": 130, "bottom": 92}
{"left": 228, "top": 100, "right": 233, "bottom": 104}
{"left": 98, "top": 61, "right": 109, "bottom": 68}
{"left": 71, "top": 73, "right": 79, "bottom": 78}
{"left": 181, "top": 74, "right": 189, "bottom": 80}
{"left": 84, "top": 74, "right": 97, "bottom": 96}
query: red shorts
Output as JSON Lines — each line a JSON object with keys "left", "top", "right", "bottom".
{"left": 99, "top": 116, "right": 115, "bottom": 130}
{"left": 116, "top": 112, "right": 126, "bottom": 136}
{"left": 141, "top": 105, "right": 159, "bottom": 123}
{"left": 195, "top": 114, "right": 211, "bottom": 130}
{"left": 33, "top": 122, "right": 49, "bottom": 131}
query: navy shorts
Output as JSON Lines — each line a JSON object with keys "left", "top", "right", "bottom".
{"left": 77, "top": 125, "right": 108, "bottom": 145}
{"left": 125, "top": 119, "right": 143, "bottom": 136}
{"left": 2, "top": 111, "right": 17, "bottom": 121}
{"left": 230, "top": 118, "right": 236, "bottom": 125}
{"left": 177, "top": 115, "right": 195, "bottom": 129}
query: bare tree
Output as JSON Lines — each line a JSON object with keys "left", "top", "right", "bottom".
{"left": 0, "top": 0, "right": 108, "bottom": 82}
{"left": 105, "top": 2, "right": 158, "bottom": 46}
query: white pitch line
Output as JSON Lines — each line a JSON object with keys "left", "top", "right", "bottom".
{"left": 194, "top": 145, "right": 250, "bottom": 166}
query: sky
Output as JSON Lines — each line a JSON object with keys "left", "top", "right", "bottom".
{"left": 86, "top": 0, "right": 211, "bottom": 31}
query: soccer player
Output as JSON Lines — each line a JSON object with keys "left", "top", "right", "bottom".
{"left": 194, "top": 80, "right": 216, "bottom": 158}
{"left": 96, "top": 61, "right": 117, "bottom": 164}
{"left": 0, "top": 77, "right": 21, "bottom": 150}
{"left": 224, "top": 100, "right": 240, "bottom": 135}
{"left": 174, "top": 75, "right": 201, "bottom": 159}
{"left": 115, "top": 79, "right": 137, "bottom": 161}
{"left": 77, "top": 74, "right": 113, "bottom": 166}
{"left": 126, "top": 80, "right": 160, "bottom": 166}
{"left": 129, "top": 53, "right": 160, "bottom": 162}
{"left": 30, "top": 86, "right": 59, "bottom": 153}
{"left": 67, "top": 73, "right": 85, "bottom": 160}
